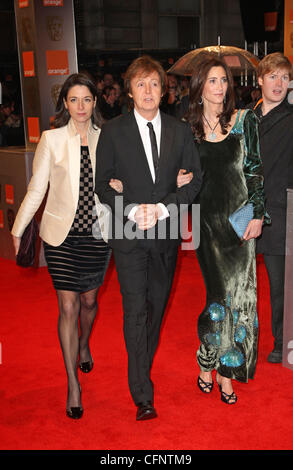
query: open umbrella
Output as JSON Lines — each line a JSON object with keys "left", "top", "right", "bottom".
{"left": 167, "top": 45, "right": 260, "bottom": 76}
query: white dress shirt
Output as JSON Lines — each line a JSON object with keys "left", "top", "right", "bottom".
{"left": 134, "top": 108, "right": 161, "bottom": 183}
{"left": 128, "top": 109, "right": 169, "bottom": 222}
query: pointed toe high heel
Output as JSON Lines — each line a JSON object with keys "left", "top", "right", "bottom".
{"left": 66, "top": 406, "right": 84, "bottom": 419}
{"left": 79, "top": 360, "right": 94, "bottom": 373}
{"left": 66, "top": 384, "right": 83, "bottom": 419}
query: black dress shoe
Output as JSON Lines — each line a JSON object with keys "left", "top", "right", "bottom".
{"left": 79, "top": 361, "right": 94, "bottom": 373}
{"left": 267, "top": 348, "right": 282, "bottom": 363}
{"left": 136, "top": 401, "right": 157, "bottom": 421}
{"left": 66, "top": 407, "right": 83, "bottom": 419}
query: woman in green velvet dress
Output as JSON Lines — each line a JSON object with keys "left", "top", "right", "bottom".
{"left": 187, "top": 54, "right": 267, "bottom": 404}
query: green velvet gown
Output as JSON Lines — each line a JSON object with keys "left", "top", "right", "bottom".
{"left": 195, "top": 109, "right": 267, "bottom": 383}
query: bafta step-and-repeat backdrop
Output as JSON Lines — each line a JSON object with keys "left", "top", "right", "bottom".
{"left": 0, "top": 0, "right": 78, "bottom": 260}
{"left": 284, "top": 0, "right": 293, "bottom": 64}
{"left": 14, "top": 0, "right": 78, "bottom": 149}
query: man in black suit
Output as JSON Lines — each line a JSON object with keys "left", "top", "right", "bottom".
{"left": 95, "top": 56, "right": 202, "bottom": 420}
{"left": 254, "top": 53, "right": 293, "bottom": 363}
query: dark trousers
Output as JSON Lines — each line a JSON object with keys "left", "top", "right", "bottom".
{"left": 113, "top": 240, "right": 178, "bottom": 405}
{"left": 263, "top": 254, "right": 285, "bottom": 349}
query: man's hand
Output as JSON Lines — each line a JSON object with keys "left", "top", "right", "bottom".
{"left": 177, "top": 169, "right": 193, "bottom": 188}
{"left": 134, "top": 204, "right": 158, "bottom": 230}
{"left": 109, "top": 178, "right": 123, "bottom": 193}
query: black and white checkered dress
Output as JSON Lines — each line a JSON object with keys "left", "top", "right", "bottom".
{"left": 44, "top": 146, "right": 111, "bottom": 292}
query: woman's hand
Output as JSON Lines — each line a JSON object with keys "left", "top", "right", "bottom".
{"left": 12, "top": 235, "right": 21, "bottom": 256}
{"left": 109, "top": 178, "right": 123, "bottom": 193}
{"left": 243, "top": 219, "right": 263, "bottom": 240}
{"left": 177, "top": 169, "right": 193, "bottom": 188}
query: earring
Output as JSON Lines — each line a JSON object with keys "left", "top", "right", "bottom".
{"left": 198, "top": 97, "right": 203, "bottom": 105}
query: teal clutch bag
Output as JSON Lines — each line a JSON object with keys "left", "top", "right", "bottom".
{"left": 229, "top": 203, "right": 254, "bottom": 239}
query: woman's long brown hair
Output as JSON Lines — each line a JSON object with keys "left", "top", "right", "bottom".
{"left": 186, "top": 53, "right": 235, "bottom": 143}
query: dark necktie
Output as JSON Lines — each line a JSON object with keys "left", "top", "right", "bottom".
{"left": 147, "top": 121, "right": 159, "bottom": 182}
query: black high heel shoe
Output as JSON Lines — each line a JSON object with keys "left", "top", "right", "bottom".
{"left": 66, "top": 406, "right": 83, "bottom": 419}
{"left": 216, "top": 378, "right": 237, "bottom": 405}
{"left": 197, "top": 375, "right": 213, "bottom": 393}
{"left": 66, "top": 384, "right": 83, "bottom": 419}
{"left": 79, "top": 360, "right": 94, "bottom": 373}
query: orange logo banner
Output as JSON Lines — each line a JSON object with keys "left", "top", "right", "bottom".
{"left": 27, "top": 117, "right": 40, "bottom": 143}
{"left": 284, "top": 1, "right": 293, "bottom": 64}
{"left": 22, "top": 51, "right": 35, "bottom": 77}
{"left": 19, "top": 0, "right": 29, "bottom": 7}
{"left": 46, "top": 50, "right": 69, "bottom": 75}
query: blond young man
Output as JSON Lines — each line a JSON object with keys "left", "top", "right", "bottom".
{"left": 254, "top": 53, "right": 293, "bottom": 363}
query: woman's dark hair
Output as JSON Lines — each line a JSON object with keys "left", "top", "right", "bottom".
{"left": 186, "top": 53, "right": 235, "bottom": 142}
{"left": 53, "top": 72, "right": 103, "bottom": 128}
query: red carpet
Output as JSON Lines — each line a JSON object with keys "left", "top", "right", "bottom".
{"left": 1, "top": 250, "right": 293, "bottom": 451}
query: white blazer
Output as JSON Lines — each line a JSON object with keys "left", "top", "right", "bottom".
{"left": 11, "top": 118, "right": 108, "bottom": 246}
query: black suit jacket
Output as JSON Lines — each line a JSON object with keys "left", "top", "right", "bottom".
{"left": 95, "top": 110, "right": 202, "bottom": 253}
{"left": 254, "top": 98, "right": 293, "bottom": 255}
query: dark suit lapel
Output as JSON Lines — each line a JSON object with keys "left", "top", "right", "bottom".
{"left": 260, "top": 100, "right": 290, "bottom": 138}
{"left": 159, "top": 112, "right": 175, "bottom": 175}
{"left": 123, "top": 111, "right": 154, "bottom": 184}
{"left": 259, "top": 100, "right": 292, "bottom": 176}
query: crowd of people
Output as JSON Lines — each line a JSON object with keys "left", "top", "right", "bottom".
{"left": 7, "top": 50, "right": 293, "bottom": 421}
{"left": 0, "top": 67, "right": 265, "bottom": 147}
{"left": 94, "top": 69, "right": 265, "bottom": 121}
{"left": 0, "top": 93, "right": 24, "bottom": 146}
{"left": 92, "top": 68, "right": 193, "bottom": 120}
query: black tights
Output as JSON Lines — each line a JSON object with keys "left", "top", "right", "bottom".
{"left": 56, "top": 287, "right": 98, "bottom": 409}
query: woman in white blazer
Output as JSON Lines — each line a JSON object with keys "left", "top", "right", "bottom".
{"left": 11, "top": 73, "right": 121, "bottom": 419}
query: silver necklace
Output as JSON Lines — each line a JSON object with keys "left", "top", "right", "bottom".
{"left": 203, "top": 115, "right": 219, "bottom": 141}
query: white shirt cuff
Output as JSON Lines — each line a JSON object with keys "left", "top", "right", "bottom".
{"left": 128, "top": 205, "right": 139, "bottom": 222}
{"left": 157, "top": 203, "right": 169, "bottom": 220}
{"left": 127, "top": 203, "right": 169, "bottom": 222}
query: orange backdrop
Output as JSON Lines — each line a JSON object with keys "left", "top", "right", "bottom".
{"left": 284, "top": 0, "right": 293, "bottom": 64}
